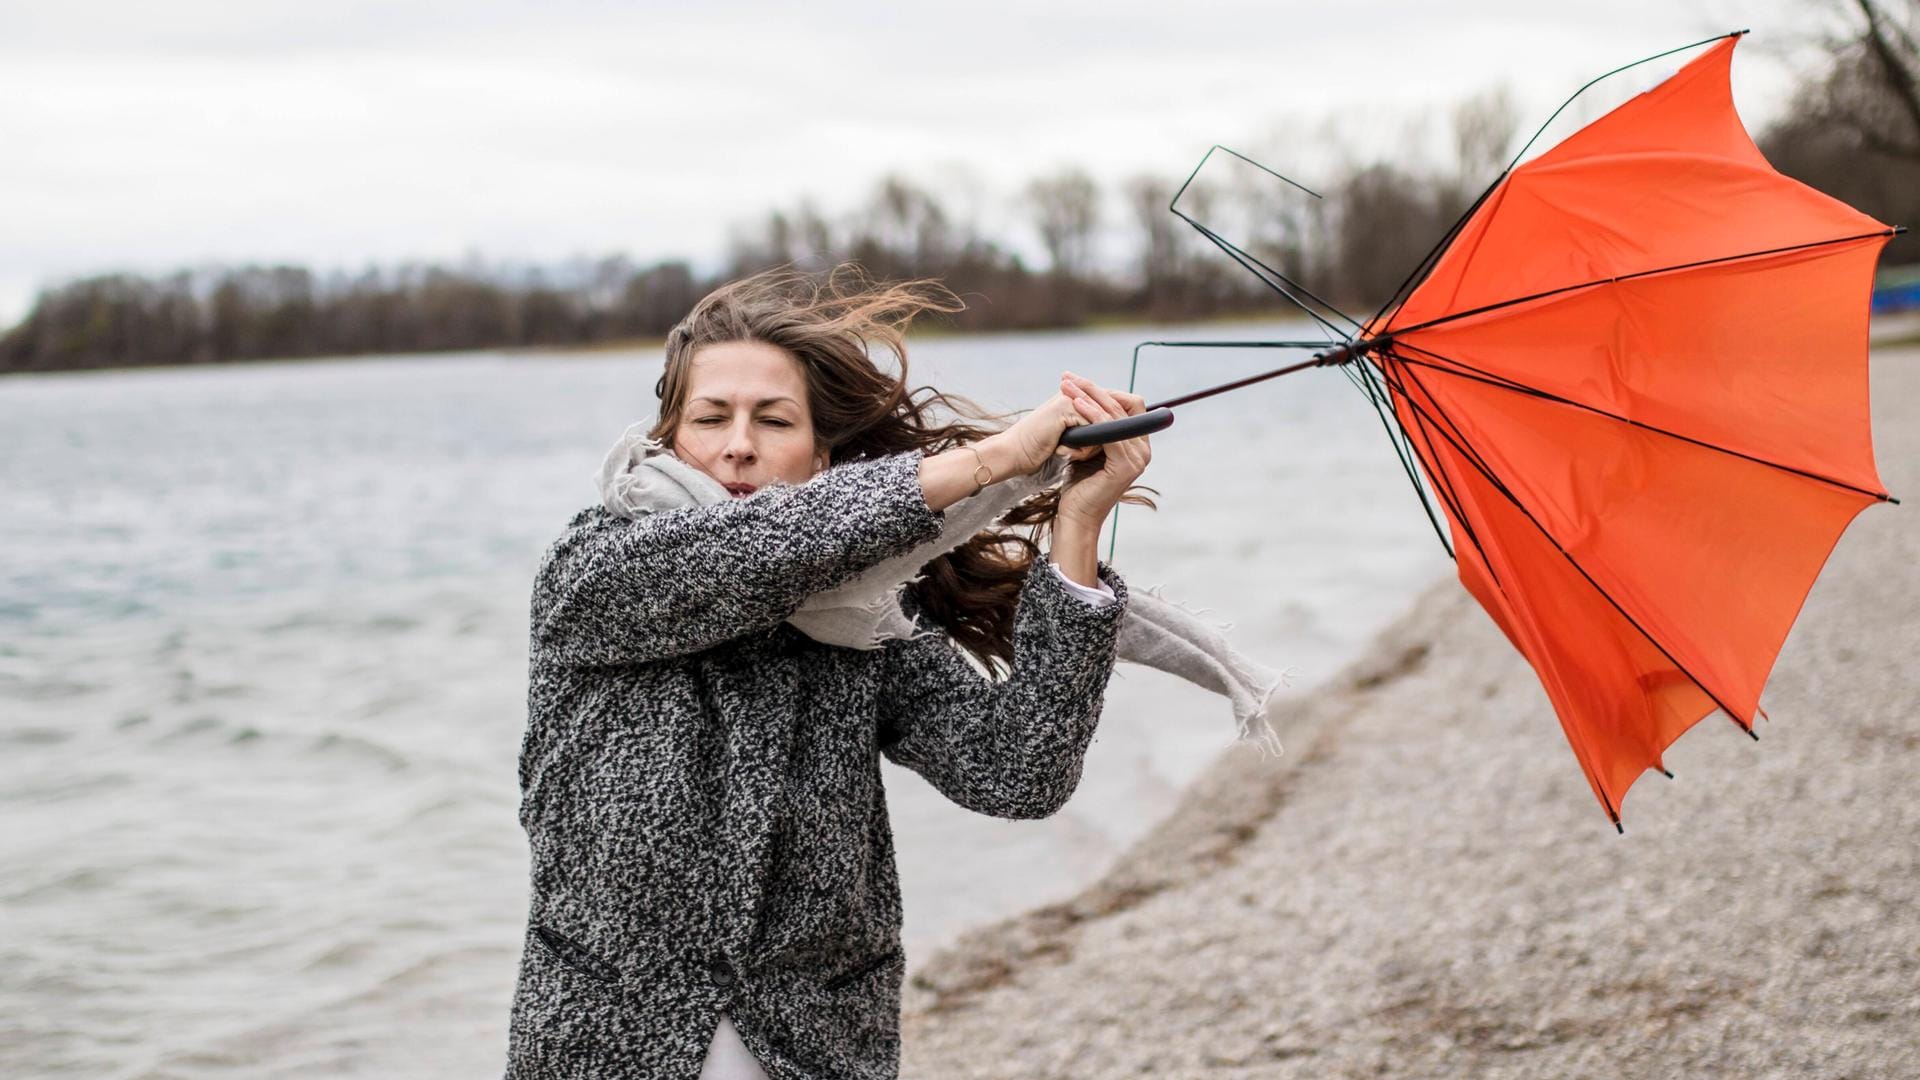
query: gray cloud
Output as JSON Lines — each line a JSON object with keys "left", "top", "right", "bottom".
{"left": 2, "top": 0, "right": 1809, "bottom": 325}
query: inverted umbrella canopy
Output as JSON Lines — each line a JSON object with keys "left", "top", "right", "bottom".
{"left": 1064, "top": 33, "right": 1901, "bottom": 828}
{"left": 1371, "top": 34, "right": 1894, "bottom": 826}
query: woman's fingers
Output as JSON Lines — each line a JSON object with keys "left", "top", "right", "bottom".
{"left": 1063, "top": 371, "right": 1145, "bottom": 417}
{"left": 1049, "top": 390, "right": 1101, "bottom": 462}
{"left": 1061, "top": 377, "right": 1121, "bottom": 423}
{"left": 1062, "top": 372, "right": 1114, "bottom": 418}
{"left": 1065, "top": 386, "right": 1105, "bottom": 421}
{"left": 1055, "top": 373, "right": 1154, "bottom": 477}
{"left": 1086, "top": 382, "right": 1136, "bottom": 418}
{"left": 1067, "top": 374, "right": 1136, "bottom": 417}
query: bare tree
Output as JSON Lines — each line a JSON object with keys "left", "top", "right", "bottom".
{"left": 851, "top": 174, "right": 954, "bottom": 278}
{"left": 1762, "top": 0, "right": 1920, "bottom": 263}
{"left": 621, "top": 261, "right": 697, "bottom": 336}
{"left": 1822, "top": 0, "right": 1920, "bottom": 160}
{"left": 1124, "top": 174, "right": 1184, "bottom": 315}
{"left": 1448, "top": 85, "right": 1521, "bottom": 206}
{"left": 726, "top": 210, "right": 796, "bottom": 277}
{"left": 1330, "top": 163, "right": 1449, "bottom": 311}
{"left": 1025, "top": 168, "right": 1100, "bottom": 280}
{"left": 788, "top": 200, "right": 836, "bottom": 272}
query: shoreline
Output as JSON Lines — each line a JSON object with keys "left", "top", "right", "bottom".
{"left": 0, "top": 308, "right": 1299, "bottom": 380}
{"left": 901, "top": 575, "right": 1461, "bottom": 1020}
{"left": 900, "top": 341, "right": 1920, "bottom": 1076}
{"left": 11, "top": 311, "right": 1914, "bottom": 381}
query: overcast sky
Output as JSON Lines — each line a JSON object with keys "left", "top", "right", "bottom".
{"left": 2, "top": 0, "right": 1832, "bottom": 326}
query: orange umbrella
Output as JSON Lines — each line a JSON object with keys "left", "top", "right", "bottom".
{"left": 1064, "top": 33, "right": 1902, "bottom": 828}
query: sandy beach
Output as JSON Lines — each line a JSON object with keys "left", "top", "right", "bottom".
{"left": 898, "top": 339, "right": 1920, "bottom": 1078}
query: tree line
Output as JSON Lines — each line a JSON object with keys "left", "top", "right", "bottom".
{"left": 3, "top": 1, "right": 1914, "bottom": 375}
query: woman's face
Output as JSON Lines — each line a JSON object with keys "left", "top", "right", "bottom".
{"left": 672, "top": 340, "right": 829, "bottom": 498}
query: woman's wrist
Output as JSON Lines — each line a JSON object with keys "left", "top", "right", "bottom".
{"left": 973, "top": 432, "right": 1029, "bottom": 481}
{"left": 917, "top": 435, "right": 1028, "bottom": 513}
{"left": 1048, "top": 513, "right": 1102, "bottom": 588}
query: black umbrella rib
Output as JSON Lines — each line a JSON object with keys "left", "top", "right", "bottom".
{"left": 1367, "top": 358, "right": 1497, "bottom": 575}
{"left": 1113, "top": 334, "right": 1451, "bottom": 553}
{"left": 1126, "top": 337, "right": 1382, "bottom": 446}
{"left": 1386, "top": 229, "right": 1898, "bottom": 340}
{"left": 1350, "top": 353, "right": 1458, "bottom": 560}
{"left": 1172, "top": 211, "right": 1362, "bottom": 341}
{"left": 1165, "top": 145, "right": 1365, "bottom": 339}
{"left": 1132, "top": 340, "right": 1340, "bottom": 352}
{"left": 1374, "top": 352, "right": 1516, "bottom": 516}
{"left": 1182, "top": 216, "right": 1343, "bottom": 338}
{"left": 1173, "top": 144, "right": 1327, "bottom": 203}
{"left": 1108, "top": 336, "right": 1349, "bottom": 563}
{"left": 1380, "top": 359, "right": 1626, "bottom": 829}
{"left": 1369, "top": 170, "right": 1506, "bottom": 335}
{"left": 1367, "top": 359, "right": 1466, "bottom": 538}
{"left": 1371, "top": 357, "right": 1514, "bottom": 577}
{"left": 1502, "top": 30, "right": 1748, "bottom": 175}
{"left": 1381, "top": 347, "right": 1758, "bottom": 740}
{"left": 1389, "top": 339, "right": 1896, "bottom": 504}
{"left": 1182, "top": 212, "right": 1368, "bottom": 335}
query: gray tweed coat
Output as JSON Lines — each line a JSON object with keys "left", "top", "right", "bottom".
{"left": 507, "top": 447, "right": 1129, "bottom": 1079}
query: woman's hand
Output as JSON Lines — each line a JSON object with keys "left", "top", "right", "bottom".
{"left": 1054, "top": 371, "right": 1151, "bottom": 528}
{"left": 993, "top": 370, "right": 1151, "bottom": 476}
{"left": 992, "top": 382, "right": 1090, "bottom": 478}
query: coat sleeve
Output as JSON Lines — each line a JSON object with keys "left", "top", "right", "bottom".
{"left": 531, "top": 449, "right": 946, "bottom": 666}
{"left": 877, "top": 554, "right": 1128, "bottom": 820}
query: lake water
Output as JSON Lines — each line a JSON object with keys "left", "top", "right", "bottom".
{"left": 0, "top": 321, "right": 1449, "bottom": 1076}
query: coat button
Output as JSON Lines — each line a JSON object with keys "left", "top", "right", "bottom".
{"left": 710, "top": 961, "right": 736, "bottom": 990}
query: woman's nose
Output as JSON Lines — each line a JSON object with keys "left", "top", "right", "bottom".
{"left": 723, "top": 428, "right": 756, "bottom": 462}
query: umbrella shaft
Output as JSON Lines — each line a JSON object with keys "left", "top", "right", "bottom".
{"left": 1056, "top": 336, "right": 1393, "bottom": 449}
{"left": 1147, "top": 336, "right": 1389, "bottom": 411}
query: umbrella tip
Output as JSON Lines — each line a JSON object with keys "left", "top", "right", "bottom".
{"left": 1659, "top": 767, "right": 1675, "bottom": 779}
{"left": 1747, "top": 726, "right": 1761, "bottom": 742}
{"left": 1614, "top": 819, "right": 1625, "bottom": 835}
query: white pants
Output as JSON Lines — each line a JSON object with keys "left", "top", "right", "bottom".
{"left": 699, "top": 1012, "right": 771, "bottom": 1080}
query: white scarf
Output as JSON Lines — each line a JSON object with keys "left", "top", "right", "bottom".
{"left": 596, "top": 421, "right": 1288, "bottom": 755}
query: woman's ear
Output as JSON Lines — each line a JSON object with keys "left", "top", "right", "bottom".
{"left": 812, "top": 448, "right": 830, "bottom": 475}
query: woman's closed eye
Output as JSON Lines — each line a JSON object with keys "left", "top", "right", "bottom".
{"left": 693, "top": 417, "right": 791, "bottom": 426}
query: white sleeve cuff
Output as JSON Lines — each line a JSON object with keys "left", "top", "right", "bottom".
{"left": 1049, "top": 561, "right": 1117, "bottom": 607}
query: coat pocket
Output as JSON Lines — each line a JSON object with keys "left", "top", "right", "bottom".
{"left": 531, "top": 924, "right": 622, "bottom": 985}
{"left": 822, "top": 946, "right": 904, "bottom": 992}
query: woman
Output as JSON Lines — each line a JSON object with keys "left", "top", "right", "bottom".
{"left": 507, "top": 268, "right": 1153, "bottom": 1080}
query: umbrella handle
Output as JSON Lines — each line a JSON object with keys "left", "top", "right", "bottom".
{"left": 1058, "top": 407, "right": 1175, "bottom": 448}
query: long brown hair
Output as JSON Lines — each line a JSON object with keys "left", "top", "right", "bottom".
{"left": 649, "top": 265, "right": 1156, "bottom": 677}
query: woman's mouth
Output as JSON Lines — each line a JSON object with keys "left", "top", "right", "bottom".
{"left": 724, "top": 482, "right": 757, "bottom": 497}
